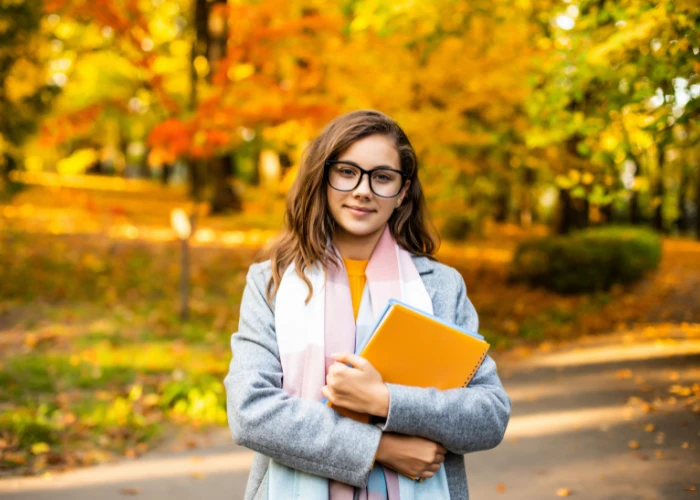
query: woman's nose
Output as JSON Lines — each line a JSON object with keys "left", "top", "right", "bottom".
{"left": 353, "top": 172, "right": 372, "bottom": 196}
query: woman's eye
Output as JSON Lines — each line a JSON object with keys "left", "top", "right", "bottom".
{"left": 339, "top": 168, "right": 357, "bottom": 176}
{"left": 373, "top": 173, "right": 393, "bottom": 182}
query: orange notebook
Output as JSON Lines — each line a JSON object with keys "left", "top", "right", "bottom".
{"left": 327, "top": 299, "right": 490, "bottom": 422}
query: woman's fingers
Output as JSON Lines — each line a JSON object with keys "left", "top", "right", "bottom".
{"left": 417, "top": 463, "right": 442, "bottom": 479}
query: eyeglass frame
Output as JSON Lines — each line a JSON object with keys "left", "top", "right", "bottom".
{"left": 324, "top": 160, "right": 409, "bottom": 199}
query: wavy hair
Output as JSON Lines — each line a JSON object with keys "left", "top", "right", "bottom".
{"left": 266, "top": 109, "right": 438, "bottom": 303}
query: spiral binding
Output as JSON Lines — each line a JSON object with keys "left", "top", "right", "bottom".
{"left": 461, "top": 348, "right": 489, "bottom": 388}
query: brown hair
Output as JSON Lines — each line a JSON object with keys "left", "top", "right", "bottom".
{"left": 266, "top": 109, "right": 438, "bottom": 303}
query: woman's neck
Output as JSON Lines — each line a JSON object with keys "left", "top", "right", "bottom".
{"left": 333, "top": 227, "right": 384, "bottom": 260}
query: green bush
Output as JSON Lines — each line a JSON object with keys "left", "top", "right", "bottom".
{"left": 441, "top": 213, "right": 483, "bottom": 241}
{"left": 509, "top": 226, "right": 662, "bottom": 294}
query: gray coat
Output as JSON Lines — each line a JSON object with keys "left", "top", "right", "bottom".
{"left": 224, "top": 255, "right": 511, "bottom": 500}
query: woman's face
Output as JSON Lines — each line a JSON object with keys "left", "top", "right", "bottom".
{"left": 326, "top": 134, "right": 411, "bottom": 247}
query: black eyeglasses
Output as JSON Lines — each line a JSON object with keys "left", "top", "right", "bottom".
{"left": 324, "top": 160, "right": 408, "bottom": 198}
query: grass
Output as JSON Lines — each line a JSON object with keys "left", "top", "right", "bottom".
{"left": 0, "top": 230, "right": 253, "bottom": 475}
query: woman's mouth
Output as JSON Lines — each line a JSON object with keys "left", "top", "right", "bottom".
{"left": 345, "top": 206, "right": 375, "bottom": 216}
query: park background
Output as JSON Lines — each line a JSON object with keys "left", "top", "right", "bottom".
{"left": 0, "top": 0, "right": 699, "bottom": 498}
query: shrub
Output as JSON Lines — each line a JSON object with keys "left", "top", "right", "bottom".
{"left": 441, "top": 213, "right": 483, "bottom": 241}
{"left": 509, "top": 226, "right": 662, "bottom": 294}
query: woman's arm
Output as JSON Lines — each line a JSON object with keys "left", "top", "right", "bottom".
{"left": 379, "top": 268, "right": 511, "bottom": 454}
{"left": 224, "top": 263, "right": 382, "bottom": 487}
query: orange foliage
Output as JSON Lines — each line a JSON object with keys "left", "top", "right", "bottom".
{"left": 147, "top": 119, "right": 192, "bottom": 163}
{"left": 39, "top": 103, "right": 108, "bottom": 147}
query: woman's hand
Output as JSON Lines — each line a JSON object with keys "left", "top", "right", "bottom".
{"left": 321, "top": 352, "right": 390, "bottom": 417}
{"left": 375, "top": 433, "right": 447, "bottom": 479}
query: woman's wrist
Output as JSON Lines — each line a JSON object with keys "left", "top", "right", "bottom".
{"left": 370, "top": 383, "right": 390, "bottom": 417}
{"left": 375, "top": 433, "right": 395, "bottom": 464}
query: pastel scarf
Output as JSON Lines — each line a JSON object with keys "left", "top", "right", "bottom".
{"left": 269, "top": 225, "right": 451, "bottom": 499}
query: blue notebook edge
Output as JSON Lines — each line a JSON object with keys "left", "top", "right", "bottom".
{"left": 356, "top": 298, "right": 485, "bottom": 355}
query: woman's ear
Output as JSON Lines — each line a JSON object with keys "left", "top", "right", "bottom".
{"left": 398, "top": 180, "right": 411, "bottom": 206}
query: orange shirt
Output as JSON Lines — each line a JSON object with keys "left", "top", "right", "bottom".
{"left": 343, "top": 258, "right": 369, "bottom": 321}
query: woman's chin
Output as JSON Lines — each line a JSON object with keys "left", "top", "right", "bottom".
{"left": 337, "top": 220, "right": 385, "bottom": 239}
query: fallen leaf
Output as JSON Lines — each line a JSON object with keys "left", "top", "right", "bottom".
{"left": 616, "top": 369, "right": 633, "bottom": 379}
{"left": 556, "top": 488, "right": 573, "bottom": 497}
{"left": 669, "top": 385, "right": 692, "bottom": 397}
{"left": 119, "top": 488, "right": 141, "bottom": 496}
{"left": 684, "top": 485, "right": 696, "bottom": 492}
{"left": 655, "top": 432, "right": 666, "bottom": 445}
{"left": 496, "top": 483, "right": 506, "bottom": 493}
{"left": 644, "top": 424, "right": 656, "bottom": 432}
{"left": 628, "top": 440, "right": 640, "bottom": 450}
{"left": 191, "top": 472, "right": 206, "bottom": 480}
{"left": 654, "top": 450, "right": 664, "bottom": 459}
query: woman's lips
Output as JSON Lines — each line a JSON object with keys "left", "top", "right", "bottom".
{"left": 345, "top": 206, "right": 374, "bottom": 216}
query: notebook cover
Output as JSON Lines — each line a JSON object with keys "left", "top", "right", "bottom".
{"left": 326, "top": 299, "right": 489, "bottom": 418}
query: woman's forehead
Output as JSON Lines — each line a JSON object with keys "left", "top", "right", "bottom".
{"left": 337, "top": 135, "right": 399, "bottom": 166}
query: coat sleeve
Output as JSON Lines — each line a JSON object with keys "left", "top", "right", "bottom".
{"left": 379, "top": 268, "right": 511, "bottom": 454}
{"left": 224, "top": 263, "right": 382, "bottom": 487}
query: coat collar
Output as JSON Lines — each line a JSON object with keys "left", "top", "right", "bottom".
{"left": 411, "top": 254, "right": 436, "bottom": 275}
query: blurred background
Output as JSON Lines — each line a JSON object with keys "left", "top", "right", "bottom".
{"left": 0, "top": 0, "right": 699, "bottom": 498}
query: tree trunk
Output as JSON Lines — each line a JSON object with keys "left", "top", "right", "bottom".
{"left": 210, "top": 154, "right": 242, "bottom": 214}
{"left": 189, "top": 0, "right": 242, "bottom": 212}
{"left": 576, "top": 197, "right": 590, "bottom": 229}
{"left": 519, "top": 167, "right": 536, "bottom": 228}
{"left": 676, "top": 167, "right": 689, "bottom": 234}
{"left": 190, "top": 0, "right": 207, "bottom": 110}
{"left": 494, "top": 185, "right": 510, "bottom": 223}
{"left": 630, "top": 189, "right": 640, "bottom": 225}
{"left": 652, "top": 144, "right": 665, "bottom": 232}
{"left": 248, "top": 130, "right": 263, "bottom": 187}
{"left": 600, "top": 202, "right": 613, "bottom": 224}
{"left": 188, "top": 160, "right": 204, "bottom": 201}
{"left": 556, "top": 188, "right": 575, "bottom": 235}
{"left": 696, "top": 166, "right": 700, "bottom": 241}
{"left": 161, "top": 163, "right": 173, "bottom": 185}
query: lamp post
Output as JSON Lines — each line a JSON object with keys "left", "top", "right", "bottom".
{"left": 171, "top": 209, "right": 194, "bottom": 321}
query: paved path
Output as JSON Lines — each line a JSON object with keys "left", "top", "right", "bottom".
{"left": 1, "top": 327, "right": 698, "bottom": 500}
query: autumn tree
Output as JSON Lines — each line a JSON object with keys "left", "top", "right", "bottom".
{"left": 1, "top": 0, "right": 59, "bottom": 195}
{"left": 527, "top": 0, "right": 699, "bottom": 234}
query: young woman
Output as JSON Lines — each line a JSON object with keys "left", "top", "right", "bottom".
{"left": 224, "top": 110, "right": 510, "bottom": 500}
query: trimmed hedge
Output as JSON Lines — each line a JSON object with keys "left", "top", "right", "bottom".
{"left": 509, "top": 226, "right": 662, "bottom": 294}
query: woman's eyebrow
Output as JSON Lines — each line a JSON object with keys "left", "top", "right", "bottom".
{"left": 336, "top": 159, "right": 399, "bottom": 169}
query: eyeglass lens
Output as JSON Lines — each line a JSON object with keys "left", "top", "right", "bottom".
{"left": 328, "top": 163, "right": 403, "bottom": 197}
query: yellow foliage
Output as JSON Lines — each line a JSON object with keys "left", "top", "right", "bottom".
{"left": 228, "top": 63, "right": 256, "bottom": 82}
{"left": 56, "top": 149, "right": 98, "bottom": 175}
{"left": 5, "top": 58, "right": 43, "bottom": 103}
